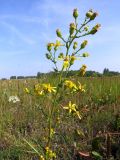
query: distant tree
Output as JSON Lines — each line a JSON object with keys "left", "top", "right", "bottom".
{"left": 103, "top": 68, "right": 109, "bottom": 75}
{"left": 25, "top": 76, "right": 36, "bottom": 79}
{"left": 1, "top": 78, "right": 7, "bottom": 80}
{"left": 10, "top": 76, "right": 16, "bottom": 79}
{"left": 37, "top": 72, "right": 42, "bottom": 78}
{"left": 103, "top": 68, "right": 120, "bottom": 76}
{"left": 17, "top": 76, "right": 24, "bottom": 79}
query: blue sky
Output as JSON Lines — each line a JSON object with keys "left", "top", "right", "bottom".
{"left": 0, "top": 0, "right": 120, "bottom": 78}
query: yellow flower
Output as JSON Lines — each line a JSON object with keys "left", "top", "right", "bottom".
{"left": 40, "top": 155, "right": 45, "bottom": 160}
{"left": 63, "top": 101, "right": 77, "bottom": 114}
{"left": 34, "top": 84, "right": 41, "bottom": 92}
{"left": 24, "top": 88, "right": 30, "bottom": 94}
{"left": 45, "top": 147, "right": 56, "bottom": 159}
{"left": 54, "top": 40, "right": 64, "bottom": 47}
{"left": 63, "top": 60, "right": 69, "bottom": 69}
{"left": 77, "top": 82, "right": 85, "bottom": 93}
{"left": 64, "top": 80, "right": 77, "bottom": 90}
{"left": 75, "top": 111, "right": 82, "bottom": 120}
{"left": 34, "top": 84, "right": 44, "bottom": 96}
{"left": 63, "top": 101, "right": 82, "bottom": 119}
{"left": 70, "top": 55, "right": 77, "bottom": 65}
{"left": 42, "top": 83, "right": 56, "bottom": 93}
{"left": 37, "top": 90, "right": 44, "bottom": 96}
{"left": 50, "top": 128, "right": 55, "bottom": 138}
{"left": 79, "top": 64, "right": 87, "bottom": 76}
{"left": 62, "top": 55, "right": 70, "bottom": 69}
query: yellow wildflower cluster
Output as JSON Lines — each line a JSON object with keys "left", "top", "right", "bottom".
{"left": 63, "top": 101, "right": 81, "bottom": 119}
{"left": 25, "top": 83, "right": 56, "bottom": 96}
{"left": 64, "top": 80, "right": 85, "bottom": 93}
{"left": 64, "top": 80, "right": 77, "bottom": 92}
{"left": 45, "top": 147, "right": 56, "bottom": 159}
{"left": 79, "top": 64, "right": 87, "bottom": 76}
{"left": 34, "top": 84, "right": 44, "bottom": 96}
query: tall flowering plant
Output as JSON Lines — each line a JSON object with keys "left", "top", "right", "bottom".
{"left": 24, "top": 8, "right": 100, "bottom": 160}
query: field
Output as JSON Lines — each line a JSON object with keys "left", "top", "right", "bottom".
{"left": 0, "top": 76, "right": 120, "bottom": 160}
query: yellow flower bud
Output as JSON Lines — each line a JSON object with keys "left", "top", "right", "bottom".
{"left": 56, "top": 29, "right": 62, "bottom": 38}
{"left": 73, "top": 41, "right": 78, "bottom": 50}
{"left": 86, "top": 10, "right": 98, "bottom": 20}
{"left": 90, "top": 12, "right": 98, "bottom": 20}
{"left": 69, "top": 23, "right": 76, "bottom": 35}
{"left": 40, "top": 155, "right": 45, "bottom": 160}
{"left": 46, "top": 53, "right": 51, "bottom": 60}
{"left": 86, "top": 10, "right": 93, "bottom": 19}
{"left": 82, "top": 52, "right": 89, "bottom": 57}
{"left": 70, "top": 55, "right": 76, "bottom": 65}
{"left": 47, "top": 43, "right": 54, "bottom": 52}
{"left": 84, "top": 26, "right": 89, "bottom": 32}
{"left": 73, "top": 8, "right": 79, "bottom": 19}
{"left": 81, "top": 40, "right": 88, "bottom": 49}
{"left": 90, "top": 24, "right": 101, "bottom": 34}
{"left": 58, "top": 53, "right": 64, "bottom": 59}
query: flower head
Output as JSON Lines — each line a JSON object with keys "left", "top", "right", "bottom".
{"left": 64, "top": 80, "right": 77, "bottom": 92}
{"left": 54, "top": 40, "right": 64, "bottom": 47}
{"left": 63, "top": 101, "right": 82, "bottom": 119}
{"left": 63, "top": 101, "right": 77, "bottom": 113}
{"left": 24, "top": 88, "right": 30, "bottom": 94}
{"left": 62, "top": 56, "right": 69, "bottom": 69}
{"left": 42, "top": 83, "right": 56, "bottom": 93}
{"left": 77, "top": 82, "right": 86, "bottom": 93}
{"left": 79, "top": 65, "right": 87, "bottom": 76}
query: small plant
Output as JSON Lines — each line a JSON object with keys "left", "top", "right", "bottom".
{"left": 24, "top": 8, "right": 100, "bottom": 159}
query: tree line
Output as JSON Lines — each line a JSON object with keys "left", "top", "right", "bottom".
{"left": 1, "top": 68, "right": 120, "bottom": 80}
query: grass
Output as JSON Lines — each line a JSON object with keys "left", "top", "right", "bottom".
{"left": 0, "top": 76, "right": 120, "bottom": 159}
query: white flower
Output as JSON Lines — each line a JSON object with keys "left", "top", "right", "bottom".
{"left": 8, "top": 96, "right": 20, "bottom": 103}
